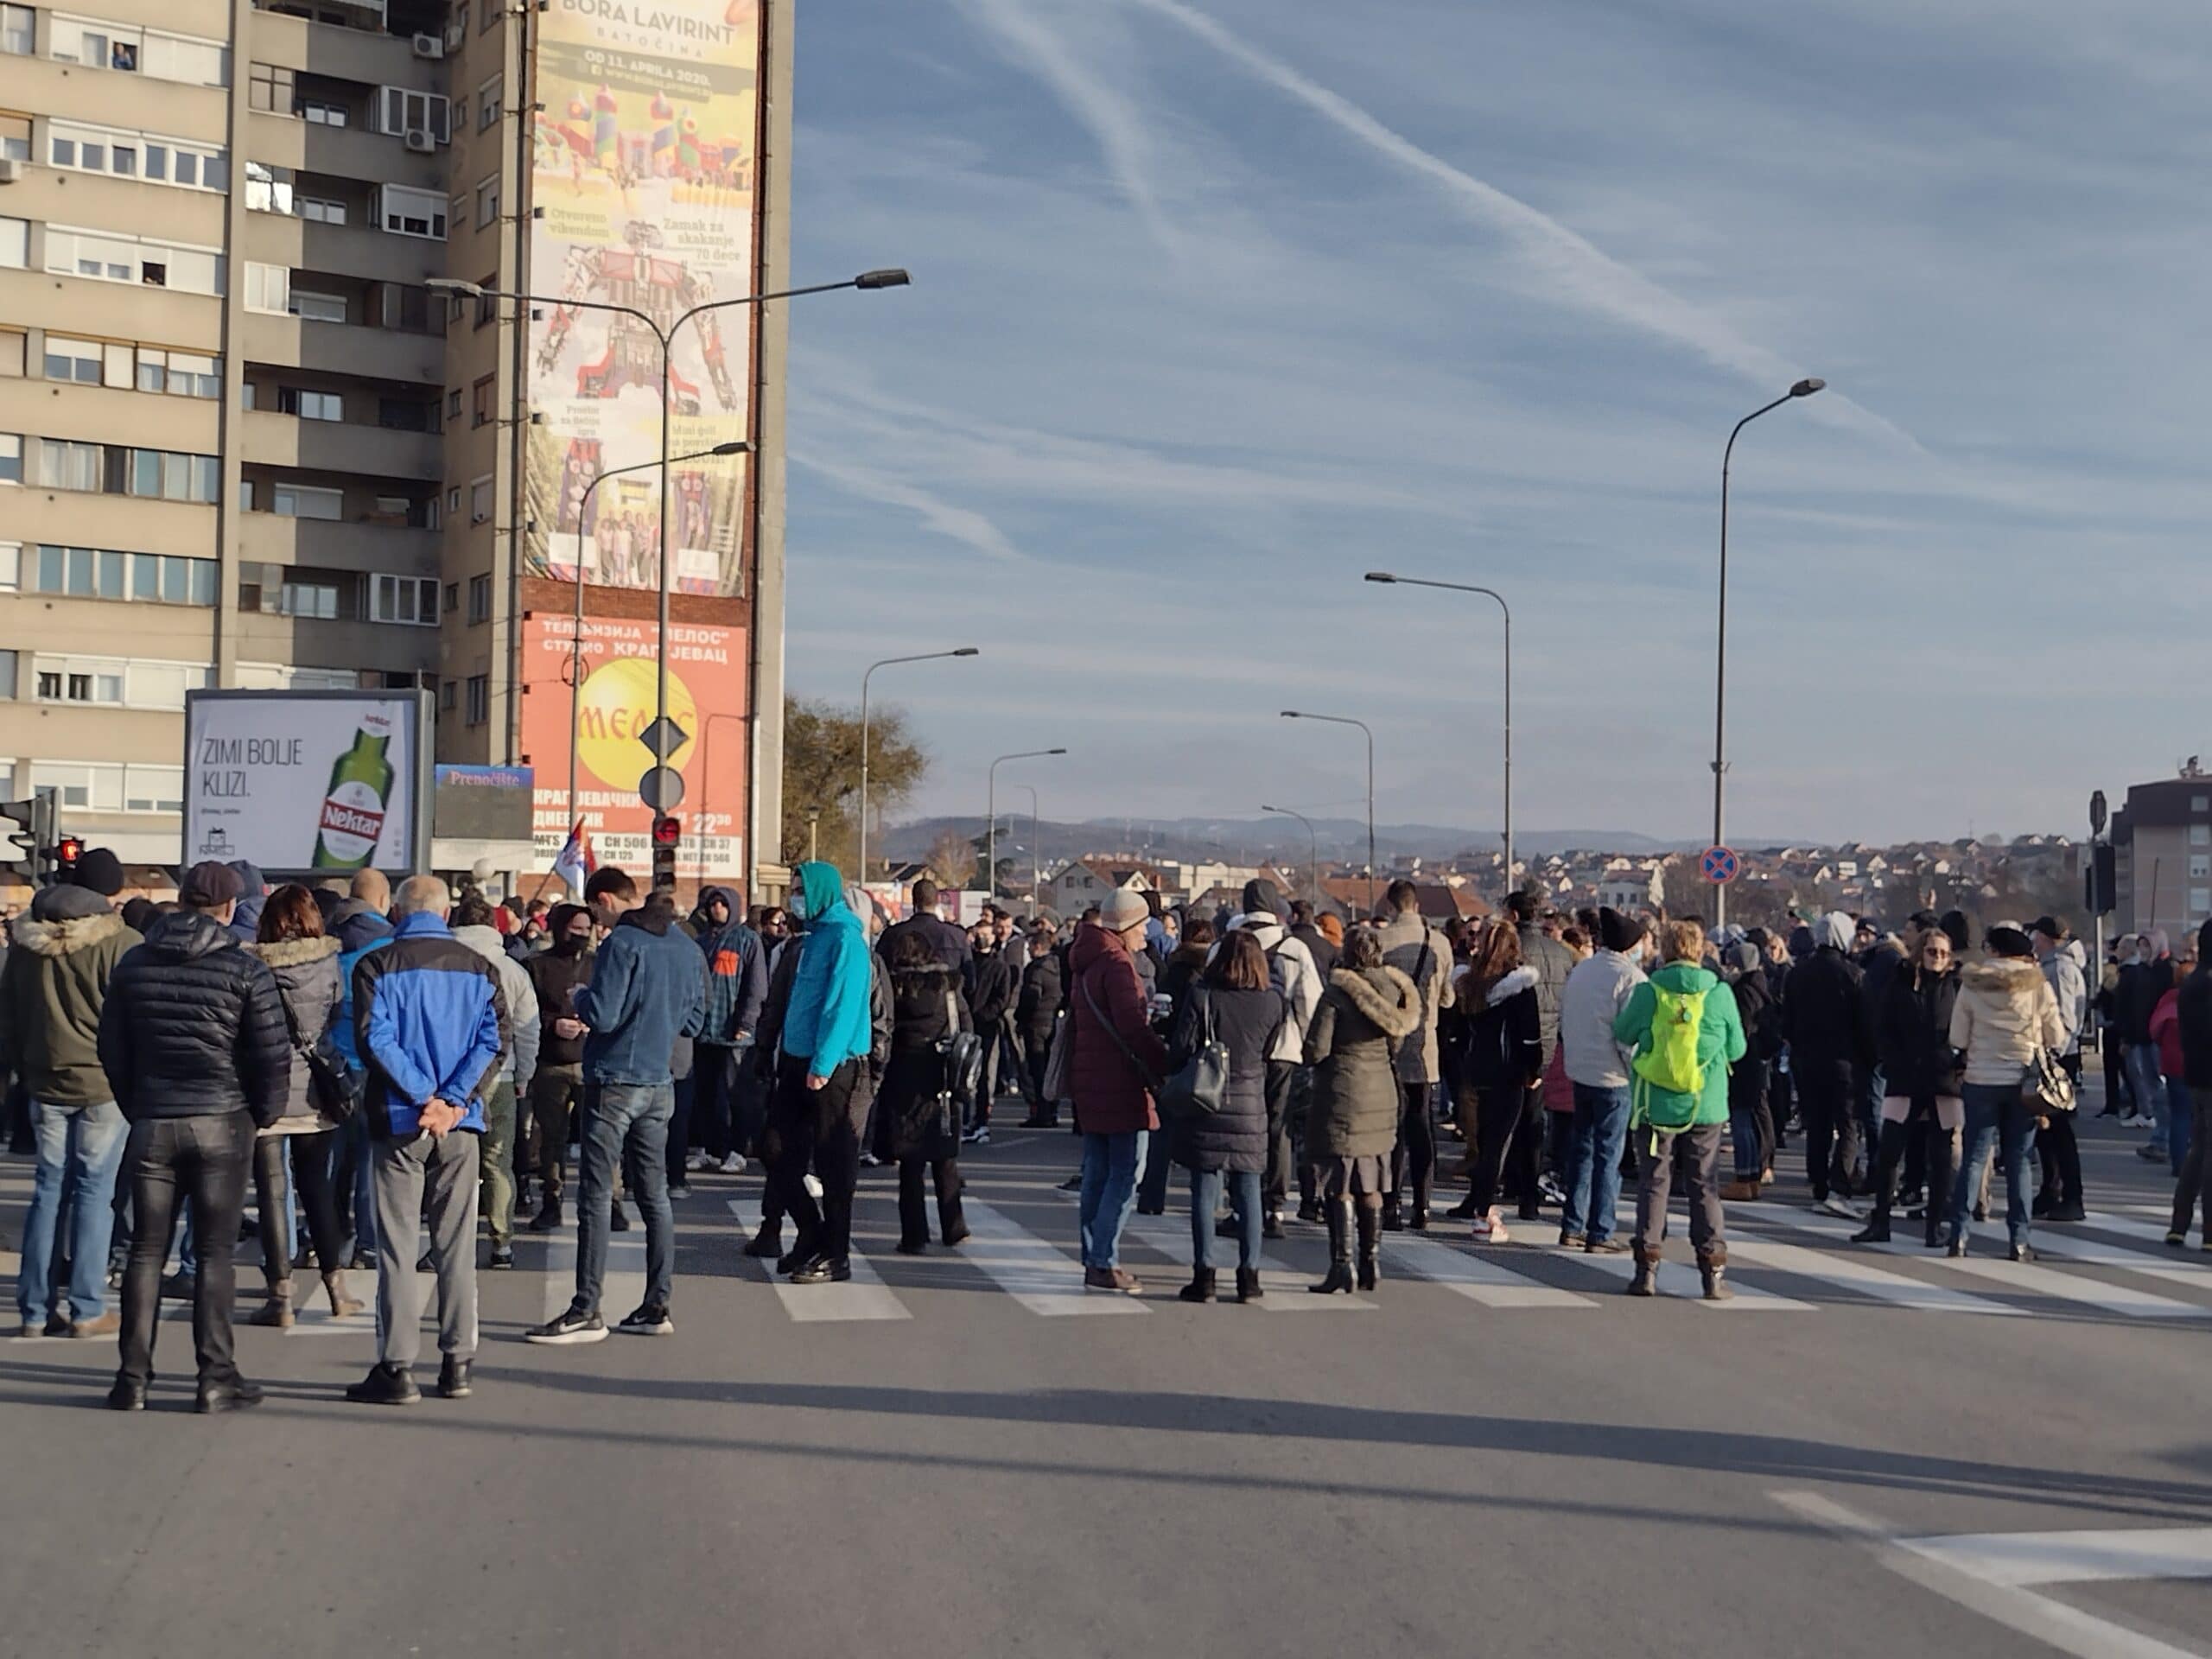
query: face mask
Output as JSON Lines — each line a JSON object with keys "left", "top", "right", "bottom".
{"left": 555, "top": 931, "right": 590, "bottom": 957}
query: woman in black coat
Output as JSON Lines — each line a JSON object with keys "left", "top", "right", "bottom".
{"left": 1138, "top": 919, "right": 1218, "bottom": 1216}
{"left": 1857, "top": 928, "right": 1963, "bottom": 1247}
{"left": 878, "top": 931, "right": 973, "bottom": 1253}
{"left": 1459, "top": 924, "right": 1542, "bottom": 1245}
{"left": 1167, "top": 930, "right": 1284, "bottom": 1304}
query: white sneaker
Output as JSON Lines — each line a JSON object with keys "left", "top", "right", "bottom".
{"left": 802, "top": 1172, "right": 824, "bottom": 1200}
{"left": 1815, "top": 1195, "right": 1863, "bottom": 1220}
{"left": 685, "top": 1151, "right": 713, "bottom": 1173}
{"left": 719, "top": 1153, "right": 746, "bottom": 1175}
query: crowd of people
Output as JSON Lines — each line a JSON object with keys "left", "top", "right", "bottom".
{"left": 0, "top": 845, "right": 2200, "bottom": 1407}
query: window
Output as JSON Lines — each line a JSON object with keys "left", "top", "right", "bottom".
{"left": 270, "top": 483, "right": 342, "bottom": 519}
{"left": 0, "top": 543, "right": 15, "bottom": 589}
{"left": 243, "top": 262, "right": 289, "bottom": 315}
{"left": 36, "top": 443, "right": 214, "bottom": 501}
{"left": 478, "top": 0, "right": 493, "bottom": 31}
{"left": 469, "top": 474, "right": 493, "bottom": 524}
{"left": 442, "top": 580, "right": 458, "bottom": 616}
{"left": 278, "top": 387, "right": 342, "bottom": 422}
{"left": 474, "top": 175, "right": 499, "bottom": 228}
{"left": 2196, "top": 797, "right": 2209, "bottom": 813}
{"left": 245, "top": 162, "right": 294, "bottom": 214}
{"left": 376, "top": 87, "right": 449, "bottom": 144}
{"left": 467, "top": 573, "right": 492, "bottom": 624}
{"left": 369, "top": 574, "right": 438, "bottom": 626}
{"left": 439, "top": 678, "right": 457, "bottom": 713}
{"left": 378, "top": 184, "right": 447, "bottom": 240}
{"left": 239, "top": 562, "right": 352, "bottom": 620}
{"left": 471, "top": 375, "right": 494, "bottom": 428}
{"left": 248, "top": 61, "right": 295, "bottom": 114}
{"left": 477, "top": 75, "right": 501, "bottom": 129}
{"left": 46, "top": 228, "right": 221, "bottom": 295}
{"left": 42, "top": 335, "right": 100, "bottom": 383}
{"left": 58, "top": 24, "right": 226, "bottom": 86}
{"left": 297, "top": 195, "right": 345, "bottom": 226}
{"left": 30, "top": 762, "right": 123, "bottom": 809}
{"left": 0, "top": 650, "right": 15, "bottom": 700}
{"left": 465, "top": 675, "right": 489, "bottom": 726}
{"left": 0, "top": 113, "right": 27, "bottom": 162}
{"left": 2196, "top": 825, "right": 2210, "bottom": 849}
{"left": 0, "top": 434, "right": 18, "bottom": 484}
{"left": 0, "top": 4, "right": 30, "bottom": 54}
{"left": 446, "top": 388, "right": 463, "bottom": 420}
{"left": 2190, "top": 855, "right": 2209, "bottom": 881}
{"left": 0, "top": 216, "right": 22, "bottom": 269}
{"left": 139, "top": 348, "right": 221, "bottom": 398}
{"left": 474, "top": 280, "right": 499, "bottom": 328}
{"left": 290, "top": 289, "right": 346, "bottom": 324}
{"left": 37, "top": 439, "right": 98, "bottom": 491}
{"left": 51, "top": 122, "right": 225, "bottom": 191}
{"left": 124, "top": 766, "right": 184, "bottom": 813}
{"left": 378, "top": 397, "right": 432, "bottom": 433}
{"left": 302, "top": 98, "right": 346, "bottom": 127}
{"left": 2195, "top": 888, "right": 2212, "bottom": 918}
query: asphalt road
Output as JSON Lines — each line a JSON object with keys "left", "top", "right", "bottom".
{"left": 1, "top": 1078, "right": 2209, "bottom": 1659}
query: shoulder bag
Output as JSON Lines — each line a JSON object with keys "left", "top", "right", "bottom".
{"left": 283, "top": 990, "right": 360, "bottom": 1126}
{"left": 1078, "top": 971, "right": 1163, "bottom": 1094}
{"left": 1157, "top": 988, "right": 1228, "bottom": 1122}
{"left": 936, "top": 983, "right": 986, "bottom": 1115}
{"left": 2024, "top": 1046, "right": 2075, "bottom": 1116}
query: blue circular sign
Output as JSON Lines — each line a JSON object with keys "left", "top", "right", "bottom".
{"left": 1700, "top": 845, "right": 1739, "bottom": 885}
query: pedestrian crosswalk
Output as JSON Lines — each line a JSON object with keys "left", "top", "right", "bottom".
{"left": 707, "top": 1187, "right": 2212, "bottom": 1327}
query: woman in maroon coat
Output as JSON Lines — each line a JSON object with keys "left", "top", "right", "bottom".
{"left": 1068, "top": 891, "right": 1170, "bottom": 1294}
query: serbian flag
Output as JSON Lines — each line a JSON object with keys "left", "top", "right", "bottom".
{"left": 552, "top": 819, "right": 596, "bottom": 895}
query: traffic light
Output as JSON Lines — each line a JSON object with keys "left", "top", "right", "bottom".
{"left": 0, "top": 793, "right": 58, "bottom": 884}
{"left": 651, "top": 813, "right": 680, "bottom": 892}
{"left": 2088, "top": 842, "right": 2117, "bottom": 916}
{"left": 54, "top": 835, "right": 82, "bottom": 880}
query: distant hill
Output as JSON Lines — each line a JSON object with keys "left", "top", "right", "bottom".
{"left": 881, "top": 815, "right": 1736, "bottom": 867}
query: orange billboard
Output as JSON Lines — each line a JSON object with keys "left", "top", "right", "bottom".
{"left": 518, "top": 611, "right": 747, "bottom": 877}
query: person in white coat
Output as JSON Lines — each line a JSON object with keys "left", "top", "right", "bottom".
{"left": 450, "top": 891, "right": 542, "bottom": 1269}
{"left": 2031, "top": 916, "right": 2089, "bottom": 1222}
{"left": 1554, "top": 908, "right": 1649, "bottom": 1253}
{"left": 1212, "top": 880, "right": 1320, "bottom": 1236}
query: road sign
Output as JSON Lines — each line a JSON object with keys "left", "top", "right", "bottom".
{"left": 1700, "top": 844, "right": 1740, "bottom": 885}
{"left": 639, "top": 715, "right": 689, "bottom": 762}
{"left": 639, "top": 765, "right": 685, "bottom": 812}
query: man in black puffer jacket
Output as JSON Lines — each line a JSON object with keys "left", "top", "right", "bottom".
{"left": 97, "top": 861, "right": 289, "bottom": 1414}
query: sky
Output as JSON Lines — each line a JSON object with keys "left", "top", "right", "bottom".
{"left": 779, "top": 0, "right": 2212, "bottom": 849}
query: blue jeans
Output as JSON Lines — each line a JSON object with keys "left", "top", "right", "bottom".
{"left": 2169, "top": 1075, "right": 2195, "bottom": 1172}
{"left": 570, "top": 1082, "right": 675, "bottom": 1317}
{"left": 1078, "top": 1129, "right": 1147, "bottom": 1270}
{"left": 1951, "top": 1081, "right": 2033, "bottom": 1249}
{"left": 1561, "top": 1084, "right": 1630, "bottom": 1244}
{"left": 17, "top": 1098, "right": 127, "bottom": 1326}
{"left": 2128, "top": 1043, "right": 2166, "bottom": 1140}
{"left": 1191, "top": 1166, "right": 1261, "bottom": 1271}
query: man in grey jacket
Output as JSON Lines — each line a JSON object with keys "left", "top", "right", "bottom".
{"left": 1556, "top": 907, "right": 1648, "bottom": 1252}
{"left": 1217, "top": 879, "right": 1321, "bottom": 1236}
{"left": 1375, "top": 880, "right": 1454, "bottom": 1230}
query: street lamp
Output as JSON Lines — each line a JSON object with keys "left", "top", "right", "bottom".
{"left": 857, "top": 648, "right": 979, "bottom": 886}
{"left": 563, "top": 442, "right": 750, "bottom": 832}
{"left": 1712, "top": 376, "right": 1824, "bottom": 930}
{"left": 426, "top": 269, "right": 910, "bottom": 830}
{"left": 988, "top": 748, "right": 1065, "bottom": 907}
{"left": 1260, "top": 804, "right": 1319, "bottom": 907}
{"left": 1019, "top": 783, "right": 1044, "bottom": 920}
{"left": 1366, "top": 571, "right": 1512, "bottom": 899}
{"left": 1281, "top": 710, "right": 1375, "bottom": 913}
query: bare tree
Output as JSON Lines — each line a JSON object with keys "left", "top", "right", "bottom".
{"left": 926, "top": 829, "right": 978, "bottom": 891}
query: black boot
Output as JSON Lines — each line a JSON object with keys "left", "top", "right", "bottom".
{"left": 1310, "top": 1199, "right": 1355, "bottom": 1294}
{"left": 1178, "top": 1268, "right": 1217, "bottom": 1304}
{"left": 1854, "top": 1119, "right": 1908, "bottom": 1243}
{"left": 1356, "top": 1200, "right": 1382, "bottom": 1291}
{"left": 1235, "top": 1267, "right": 1263, "bottom": 1303}
{"left": 1380, "top": 1194, "right": 1404, "bottom": 1232}
{"left": 741, "top": 1221, "right": 782, "bottom": 1259}
{"left": 1924, "top": 1128, "right": 1956, "bottom": 1250}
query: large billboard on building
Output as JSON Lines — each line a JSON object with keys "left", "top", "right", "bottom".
{"left": 518, "top": 613, "right": 747, "bottom": 877}
{"left": 524, "top": 0, "right": 760, "bottom": 597}
{"left": 181, "top": 690, "right": 433, "bottom": 875}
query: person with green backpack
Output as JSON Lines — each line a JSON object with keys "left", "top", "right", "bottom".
{"left": 1611, "top": 919, "right": 1747, "bottom": 1300}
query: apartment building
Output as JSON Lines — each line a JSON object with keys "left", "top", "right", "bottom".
{"left": 2111, "top": 772, "right": 2212, "bottom": 939}
{"left": 0, "top": 0, "right": 791, "bottom": 880}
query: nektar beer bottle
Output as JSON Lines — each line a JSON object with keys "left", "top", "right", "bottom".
{"left": 312, "top": 715, "right": 396, "bottom": 869}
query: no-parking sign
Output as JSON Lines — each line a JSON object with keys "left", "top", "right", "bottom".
{"left": 1700, "top": 845, "right": 1740, "bottom": 885}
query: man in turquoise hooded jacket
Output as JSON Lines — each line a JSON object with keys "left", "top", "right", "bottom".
{"left": 1612, "top": 918, "right": 1746, "bottom": 1300}
{"left": 766, "top": 862, "right": 874, "bottom": 1284}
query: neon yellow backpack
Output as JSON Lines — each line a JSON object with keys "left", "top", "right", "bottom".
{"left": 1632, "top": 982, "right": 1708, "bottom": 1102}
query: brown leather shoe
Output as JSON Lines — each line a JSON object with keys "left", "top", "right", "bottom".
{"left": 68, "top": 1312, "right": 121, "bottom": 1338}
{"left": 1720, "top": 1179, "right": 1763, "bottom": 1202}
{"left": 1083, "top": 1267, "right": 1141, "bottom": 1295}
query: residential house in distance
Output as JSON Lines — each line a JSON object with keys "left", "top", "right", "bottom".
{"left": 1043, "top": 854, "right": 1161, "bottom": 917}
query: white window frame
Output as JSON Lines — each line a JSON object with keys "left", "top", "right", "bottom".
{"left": 270, "top": 483, "right": 342, "bottom": 520}
{"left": 50, "top": 120, "right": 226, "bottom": 192}
{"left": 0, "top": 216, "right": 24, "bottom": 269}
{"left": 0, "top": 4, "right": 32, "bottom": 55}
{"left": 45, "top": 226, "right": 223, "bottom": 295}
{"left": 289, "top": 288, "right": 346, "bottom": 324}
{"left": 369, "top": 573, "right": 439, "bottom": 626}
{"left": 465, "top": 674, "right": 489, "bottom": 726}
{"left": 474, "top": 175, "right": 499, "bottom": 228}
{"left": 376, "top": 87, "right": 449, "bottom": 144}
{"left": 378, "top": 183, "right": 448, "bottom": 241}
{"left": 478, "top": 74, "right": 501, "bottom": 129}
{"left": 468, "top": 474, "right": 493, "bottom": 524}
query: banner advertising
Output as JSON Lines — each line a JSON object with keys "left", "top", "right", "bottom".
{"left": 518, "top": 612, "right": 747, "bottom": 876}
{"left": 182, "top": 691, "right": 429, "bottom": 874}
{"left": 524, "top": 0, "right": 760, "bottom": 598}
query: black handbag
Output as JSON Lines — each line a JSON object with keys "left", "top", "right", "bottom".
{"left": 1157, "top": 988, "right": 1229, "bottom": 1122}
{"left": 283, "top": 994, "right": 360, "bottom": 1125}
{"left": 936, "top": 985, "right": 985, "bottom": 1114}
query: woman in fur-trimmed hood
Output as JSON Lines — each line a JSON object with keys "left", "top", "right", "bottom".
{"left": 1301, "top": 927, "right": 1419, "bottom": 1294}
{"left": 1945, "top": 925, "right": 2066, "bottom": 1261}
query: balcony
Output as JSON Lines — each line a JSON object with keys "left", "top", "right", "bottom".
{"left": 247, "top": 10, "right": 445, "bottom": 97}
{"left": 232, "top": 610, "right": 439, "bottom": 677}
{"left": 237, "top": 511, "right": 437, "bottom": 575}
{"left": 241, "top": 407, "right": 439, "bottom": 480}
{"left": 239, "top": 309, "right": 442, "bottom": 385}
{"left": 3, "top": 165, "right": 227, "bottom": 253}
{"left": 246, "top": 110, "right": 443, "bottom": 193}
{"left": 15, "top": 380, "right": 223, "bottom": 454}
{"left": 3, "top": 488, "right": 220, "bottom": 558}
{"left": 244, "top": 210, "right": 446, "bottom": 289}
{"left": 0, "top": 269, "right": 221, "bottom": 352}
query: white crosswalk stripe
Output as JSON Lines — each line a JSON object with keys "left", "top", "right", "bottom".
{"left": 723, "top": 1200, "right": 909, "bottom": 1322}
{"left": 1378, "top": 1232, "right": 1598, "bottom": 1308}
{"left": 542, "top": 1224, "right": 647, "bottom": 1324}
{"left": 1724, "top": 1236, "right": 2021, "bottom": 1316}
{"left": 1548, "top": 1245, "right": 1815, "bottom": 1309}
{"left": 1117, "top": 1210, "right": 1376, "bottom": 1312}
{"left": 957, "top": 1200, "right": 1148, "bottom": 1315}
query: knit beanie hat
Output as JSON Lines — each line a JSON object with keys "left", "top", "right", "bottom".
{"left": 73, "top": 847, "right": 125, "bottom": 897}
{"left": 1598, "top": 906, "right": 1646, "bottom": 955}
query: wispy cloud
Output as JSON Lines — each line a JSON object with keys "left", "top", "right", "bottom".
{"left": 949, "top": 0, "right": 1179, "bottom": 252}
{"left": 787, "top": 448, "right": 1027, "bottom": 563}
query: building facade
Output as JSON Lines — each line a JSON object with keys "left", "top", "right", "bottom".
{"left": 0, "top": 0, "right": 790, "bottom": 884}
{"left": 2111, "top": 773, "right": 2212, "bottom": 940}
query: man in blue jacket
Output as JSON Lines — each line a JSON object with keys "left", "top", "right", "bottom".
{"left": 346, "top": 876, "right": 508, "bottom": 1407}
{"left": 528, "top": 867, "right": 705, "bottom": 1344}
{"left": 766, "top": 861, "right": 875, "bottom": 1285}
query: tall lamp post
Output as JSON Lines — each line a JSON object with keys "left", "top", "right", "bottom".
{"left": 1260, "top": 803, "right": 1319, "bottom": 907}
{"left": 988, "top": 747, "right": 1065, "bottom": 907}
{"left": 1713, "top": 377, "right": 1825, "bottom": 930}
{"left": 1365, "top": 571, "right": 1511, "bottom": 897}
{"left": 858, "top": 648, "right": 979, "bottom": 886}
{"left": 1281, "top": 710, "right": 1375, "bottom": 913}
{"left": 563, "top": 442, "right": 750, "bottom": 830}
{"left": 427, "top": 269, "right": 910, "bottom": 825}
{"left": 1018, "top": 784, "right": 1043, "bottom": 919}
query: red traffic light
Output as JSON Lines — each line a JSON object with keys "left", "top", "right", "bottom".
{"left": 650, "top": 815, "right": 681, "bottom": 849}
{"left": 54, "top": 836, "right": 83, "bottom": 869}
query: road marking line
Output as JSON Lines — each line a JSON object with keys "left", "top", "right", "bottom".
{"left": 2060, "top": 1212, "right": 2211, "bottom": 1255}
{"left": 957, "top": 1200, "right": 1148, "bottom": 1315}
{"left": 725, "top": 1201, "right": 908, "bottom": 1322}
{"left": 1117, "top": 1210, "right": 1376, "bottom": 1313}
{"left": 1902, "top": 1528, "right": 2212, "bottom": 1588}
{"left": 1773, "top": 1490, "right": 2207, "bottom": 1659}
{"left": 1377, "top": 1233, "right": 1597, "bottom": 1308}
{"left": 2031, "top": 1231, "right": 2212, "bottom": 1289}
{"left": 1549, "top": 1247, "right": 1813, "bottom": 1309}
{"left": 1724, "top": 1236, "right": 2023, "bottom": 1316}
